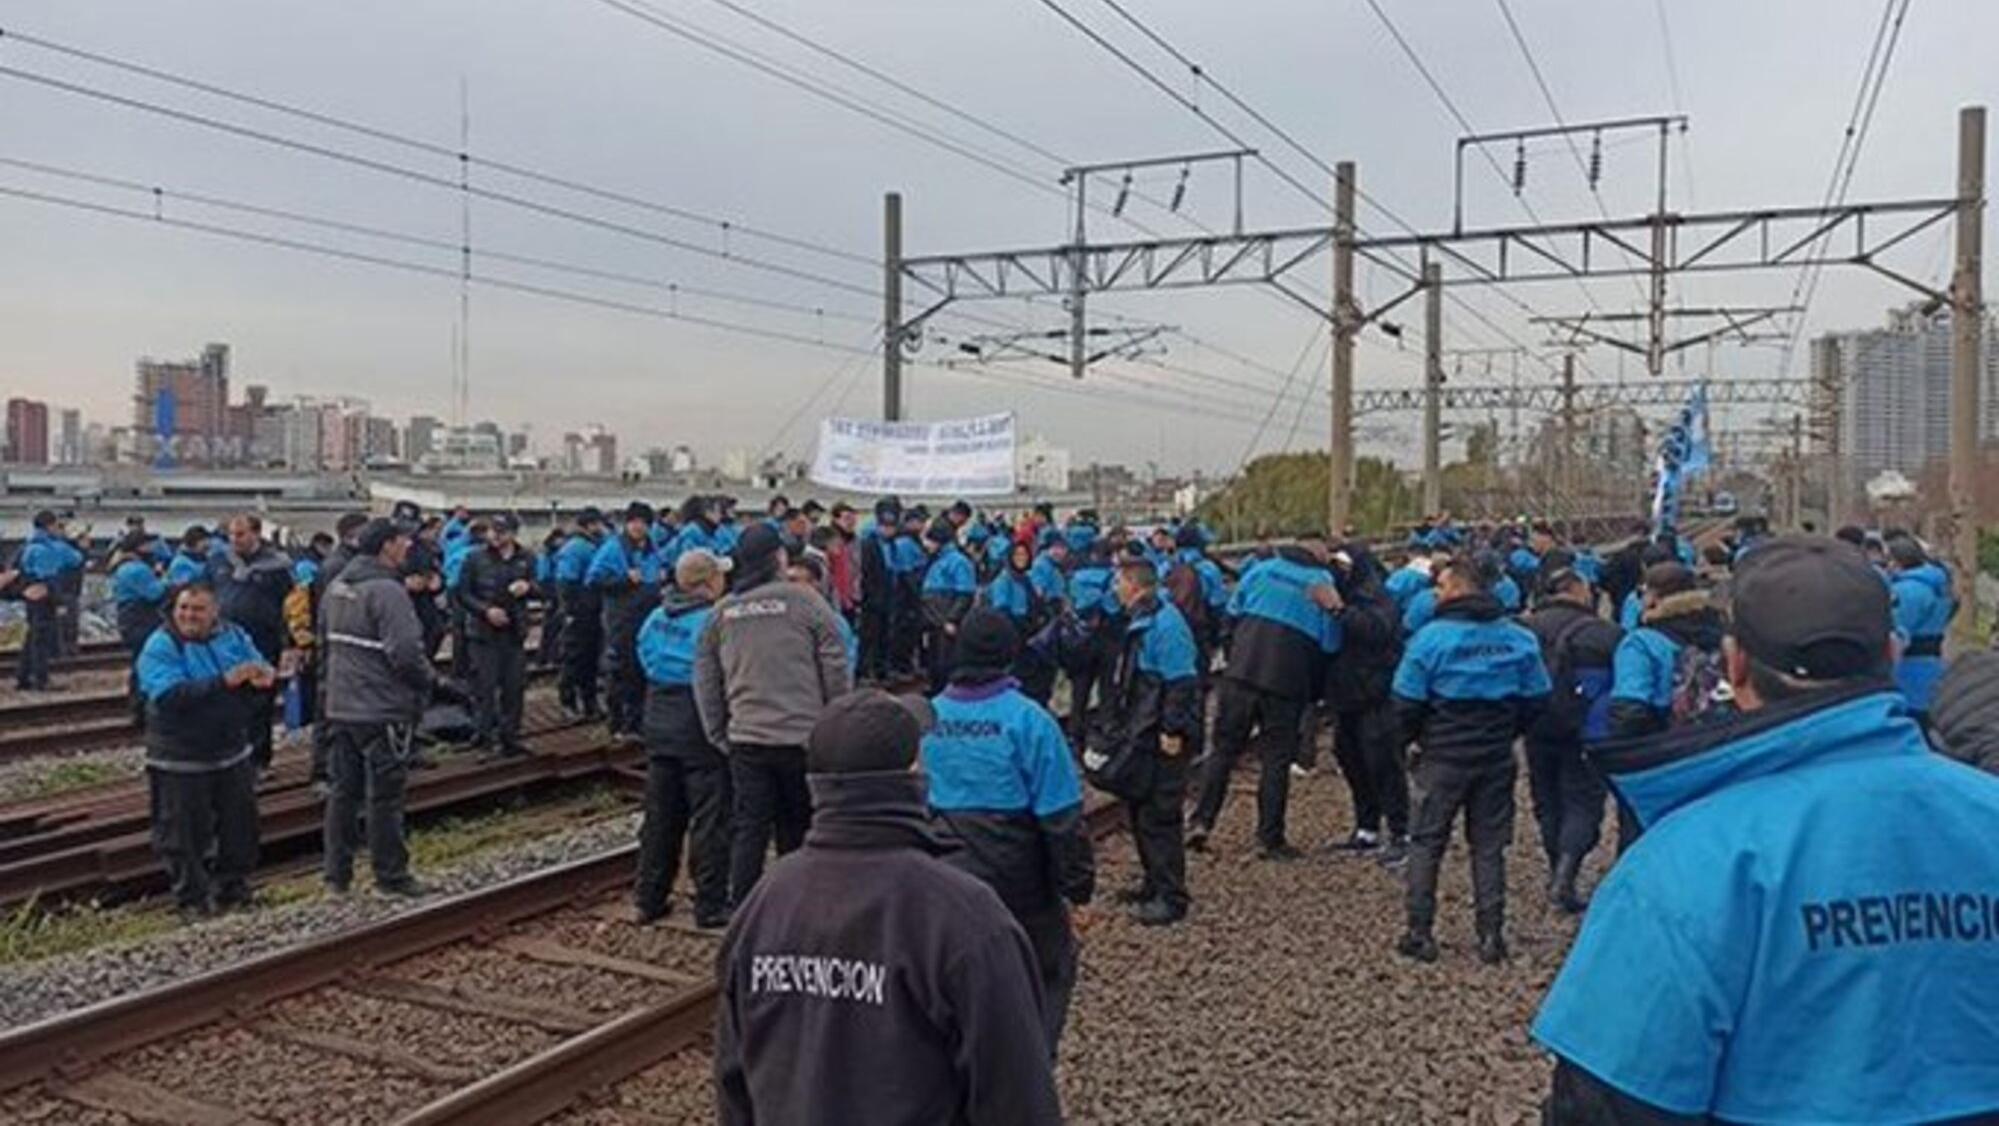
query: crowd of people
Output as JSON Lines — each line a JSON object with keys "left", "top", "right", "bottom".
{"left": 6, "top": 496, "right": 1999, "bottom": 1123}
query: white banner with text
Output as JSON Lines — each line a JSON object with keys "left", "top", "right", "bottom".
{"left": 809, "top": 413, "right": 1017, "bottom": 496}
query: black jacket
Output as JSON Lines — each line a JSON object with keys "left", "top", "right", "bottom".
{"left": 213, "top": 541, "right": 294, "bottom": 659}
{"left": 1097, "top": 597, "right": 1200, "bottom": 756}
{"left": 859, "top": 531, "right": 897, "bottom": 620}
{"left": 1327, "top": 580, "right": 1400, "bottom": 713}
{"left": 715, "top": 771, "right": 1062, "bottom": 1126}
{"left": 456, "top": 542, "right": 539, "bottom": 642}
{"left": 1524, "top": 599, "right": 1623, "bottom": 743}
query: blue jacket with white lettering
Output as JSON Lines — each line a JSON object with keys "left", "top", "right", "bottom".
{"left": 1890, "top": 562, "right": 1954, "bottom": 713}
{"left": 922, "top": 675, "right": 1095, "bottom": 916}
{"left": 715, "top": 770, "right": 1062, "bottom": 1126}
{"left": 1224, "top": 547, "right": 1339, "bottom": 701}
{"left": 1390, "top": 591, "right": 1550, "bottom": 763}
{"left": 1534, "top": 685, "right": 1999, "bottom": 1125}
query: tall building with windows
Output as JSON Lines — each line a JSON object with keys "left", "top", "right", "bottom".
{"left": 1812, "top": 304, "right": 1999, "bottom": 479}
{"left": 4, "top": 398, "right": 50, "bottom": 464}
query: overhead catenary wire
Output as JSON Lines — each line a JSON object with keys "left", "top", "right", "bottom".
{"left": 0, "top": 62, "right": 892, "bottom": 302}
{"left": 0, "top": 155, "right": 879, "bottom": 325}
{"left": 0, "top": 25, "right": 878, "bottom": 269}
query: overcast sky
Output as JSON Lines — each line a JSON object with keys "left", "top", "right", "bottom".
{"left": 1, "top": 0, "right": 1992, "bottom": 474}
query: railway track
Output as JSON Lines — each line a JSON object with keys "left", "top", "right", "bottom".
{"left": 0, "top": 795, "right": 1126, "bottom": 1124}
{"left": 0, "top": 699, "right": 641, "bottom": 910}
{"left": 0, "top": 639, "right": 130, "bottom": 679}
{"left": 0, "top": 660, "right": 562, "bottom": 765}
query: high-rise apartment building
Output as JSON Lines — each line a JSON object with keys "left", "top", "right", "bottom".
{"left": 134, "top": 342, "right": 235, "bottom": 463}
{"left": 1812, "top": 304, "right": 1999, "bottom": 479}
{"left": 4, "top": 398, "right": 50, "bottom": 464}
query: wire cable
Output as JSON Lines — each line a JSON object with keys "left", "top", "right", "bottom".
{"left": 0, "top": 25, "right": 877, "bottom": 269}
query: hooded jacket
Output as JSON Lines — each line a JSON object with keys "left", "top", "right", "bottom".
{"left": 1391, "top": 591, "right": 1551, "bottom": 762}
{"left": 136, "top": 620, "right": 264, "bottom": 770}
{"left": 639, "top": 588, "right": 722, "bottom": 757}
{"left": 922, "top": 674, "right": 1095, "bottom": 917}
{"left": 1325, "top": 577, "right": 1401, "bottom": 713}
{"left": 714, "top": 770, "right": 1062, "bottom": 1126}
{"left": 693, "top": 578, "right": 852, "bottom": 749}
{"left": 320, "top": 555, "right": 433, "bottom": 725}
{"left": 920, "top": 543, "right": 978, "bottom": 631}
{"left": 1224, "top": 546, "right": 1340, "bottom": 702}
{"left": 1534, "top": 685, "right": 1999, "bottom": 1125}
{"left": 1608, "top": 590, "right": 1727, "bottom": 738}
{"left": 1890, "top": 562, "right": 1955, "bottom": 712}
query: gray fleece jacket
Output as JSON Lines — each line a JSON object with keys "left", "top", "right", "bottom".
{"left": 694, "top": 579, "right": 852, "bottom": 750}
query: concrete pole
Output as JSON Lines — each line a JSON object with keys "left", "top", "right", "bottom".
{"left": 1950, "top": 106, "right": 1985, "bottom": 602}
{"left": 883, "top": 192, "right": 904, "bottom": 422}
{"left": 1070, "top": 177, "right": 1089, "bottom": 381}
{"left": 1329, "top": 161, "right": 1356, "bottom": 534}
{"left": 1422, "top": 261, "right": 1443, "bottom": 515}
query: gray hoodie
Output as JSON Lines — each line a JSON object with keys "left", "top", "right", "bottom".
{"left": 694, "top": 579, "right": 852, "bottom": 750}
{"left": 321, "top": 554, "right": 433, "bottom": 725}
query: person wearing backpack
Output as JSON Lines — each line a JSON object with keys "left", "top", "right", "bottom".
{"left": 1164, "top": 524, "right": 1229, "bottom": 756}
{"left": 1608, "top": 564, "right": 1728, "bottom": 740}
{"left": 1188, "top": 533, "right": 1342, "bottom": 860}
{"left": 1523, "top": 566, "right": 1622, "bottom": 914}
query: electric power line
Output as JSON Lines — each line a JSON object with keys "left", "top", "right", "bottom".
{"left": 0, "top": 25, "right": 878, "bottom": 269}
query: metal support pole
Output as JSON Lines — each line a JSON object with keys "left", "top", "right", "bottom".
{"left": 1648, "top": 121, "right": 1670, "bottom": 377}
{"left": 1329, "top": 162, "right": 1357, "bottom": 534}
{"left": 1560, "top": 352, "right": 1578, "bottom": 503}
{"left": 1422, "top": 262, "right": 1443, "bottom": 515}
{"left": 1950, "top": 105, "right": 1986, "bottom": 601}
{"left": 883, "top": 192, "right": 904, "bottom": 422}
{"left": 1070, "top": 176, "right": 1088, "bottom": 380}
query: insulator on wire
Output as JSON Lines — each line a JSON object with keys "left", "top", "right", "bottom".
{"left": 1113, "top": 170, "right": 1132, "bottom": 217}
{"left": 1512, "top": 139, "right": 1527, "bottom": 195}
{"left": 1588, "top": 132, "right": 1603, "bottom": 188}
{"left": 1170, "top": 164, "right": 1190, "bottom": 212}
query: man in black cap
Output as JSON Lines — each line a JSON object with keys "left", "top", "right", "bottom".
{"left": 457, "top": 513, "right": 539, "bottom": 756}
{"left": 714, "top": 689, "right": 1062, "bottom": 1126}
{"left": 1532, "top": 535, "right": 1999, "bottom": 1124}
{"left": 319, "top": 518, "right": 433, "bottom": 896}
{"left": 695, "top": 523, "right": 853, "bottom": 904}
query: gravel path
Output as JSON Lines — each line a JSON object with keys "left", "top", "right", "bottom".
{"left": 0, "top": 810, "right": 644, "bottom": 1030}
{"left": 603, "top": 765, "right": 1598, "bottom": 1123}
{"left": 0, "top": 744, "right": 148, "bottom": 804}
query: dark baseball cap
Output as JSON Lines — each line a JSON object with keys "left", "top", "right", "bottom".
{"left": 807, "top": 688, "right": 935, "bottom": 773}
{"left": 733, "top": 522, "right": 784, "bottom": 572}
{"left": 357, "top": 517, "right": 415, "bottom": 556}
{"left": 1729, "top": 535, "right": 1892, "bottom": 681}
{"left": 492, "top": 512, "right": 521, "bottom": 534}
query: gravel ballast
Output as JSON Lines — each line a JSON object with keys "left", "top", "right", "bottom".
{"left": 0, "top": 810, "right": 645, "bottom": 1030}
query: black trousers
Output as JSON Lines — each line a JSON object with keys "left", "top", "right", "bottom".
{"left": 600, "top": 595, "right": 650, "bottom": 734}
{"left": 469, "top": 636, "right": 527, "bottom": 748}
{"left": 728, "top": 744, "right": 812, "bottom": 905}
{"left": 635, "top": 750, "right": 733, "bottom": 918}
{"left": 245, "top": 686, "right": 276, "bottom": 770}
{"left": 16, "top": 597, "right": 56, "bottom": 689}
{"left": 1333, "top": 702, "right": 1410, "bottom": 838}
{"left": 857, "top": 604, "right": 892, "bottom": 682}
{"left": 118, "top": 613, "right": 157, "bottom": 728}
{"left": 1016, "top": 651, "right": 1056, "bottom": 707}
{"left": 1126, "top": 748, "right": 1189, "bottom": 909}
{"left": 1405, "top": 754, "right": 1515, "bottom": 936}
{"left": 1017, "top": 904, "right": 1078, "bottom": 1056}
{"left": 148, "top": 761, "right": 259, "bottom": 910}
{"left": 889, "top": 598, "right": 921, "bottom": 674}
{"left": 538, "top": 599, "right": 564, "bottom": 671}
{"left": 323, "top": 721, "right": 414, "bottom": 887}
{"left": 560, "top": 588, "right": 602, "bottom": 715}
{"left": 1064, "top": 657, "right": 1105, "bottom": 747}
{"left": 1525, "top": 735, "right": 1606, "bottom": 869}
{"left": 1194, "top": 680, "right": 1303, "bottom": 849}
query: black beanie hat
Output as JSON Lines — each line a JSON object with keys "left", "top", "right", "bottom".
{"left": 954, "top": 608, "right": 1019, "bottom": 671}
{"left": 924, "top": 518, "right": 956, "bottom": 547}
{"left": 808, "top": 689, "right": 932, "bottom": 774}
